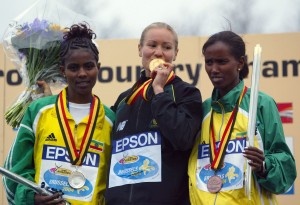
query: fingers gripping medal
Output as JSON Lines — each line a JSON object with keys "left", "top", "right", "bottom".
{"left": 207, "top": 175, "right": 223, "bottom": 193}
{"left": 68, "top": 168, "right": 86, "bottom": 189}
{"left": 149, "top": 59, "right": 165, "bottom": 72}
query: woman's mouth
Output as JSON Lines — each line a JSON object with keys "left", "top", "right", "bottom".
{"left": 210, "top": 76, "right": 223, "bottom": 83}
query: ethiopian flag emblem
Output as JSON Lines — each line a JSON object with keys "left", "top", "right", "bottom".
{"left": 90, "top": 140, "right": 104, "bottom": 152}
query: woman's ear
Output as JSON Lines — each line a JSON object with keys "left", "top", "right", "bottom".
{"left": 173, "top": 48, "right": 179, "bottom": 61}
{"left": 138, "top": 44, "right": 142, "bottom": 57}
{"left": 60, "top": 66, "right": 65, "bottom": 77}
{"left": 238, "top": 56, "right": 246, "bottom": 70}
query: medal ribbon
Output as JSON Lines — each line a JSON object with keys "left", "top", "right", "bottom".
{"left": 209, "top": 86, "right": 248, "bottom": 170}
{"left": 55, "top": 88, "right": 100, "bottom": 165}
{"left": 126, "top": 71, "right": 175, "bottom": 105}
{"left": 126, "top": 78, "right": 152, "bottom": 105}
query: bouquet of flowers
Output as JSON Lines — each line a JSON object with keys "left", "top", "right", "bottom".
{"left": 3, "top": 0, "right": 95, "bottom": 128}
{"left": 3, "top": 18, "right": 66, "bottom": 128}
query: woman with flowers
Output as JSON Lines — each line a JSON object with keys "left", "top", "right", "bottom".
{"left": 3, "top": 23, "right": 114, "bottom": 205}
{"left": 4, "top": 18, "right": 67, "bottom": 129}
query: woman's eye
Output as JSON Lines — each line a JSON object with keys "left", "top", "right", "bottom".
{"left": 217, "top": 59, "right": 228, "bottom": 65}
{"left": 205, "top": 60, "right": 213, "bottom": 65}
{"left": 85, "top": 63, "right": 96, "bottom": 70}
{"left": 164, "top": 46, "right": 172, "bottom": 50}
{"left": 68, "top": 65, "right": 78, "bottom": 71}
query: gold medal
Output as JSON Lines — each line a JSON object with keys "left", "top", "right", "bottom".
{"left": 68, "top": 170, "right": 86, "bottom": 189}
{"left": 149, "top": 59, "right": 165, "bottom": 72}
{"left": 207, "top": 175, "right": 223, "bottom": 193}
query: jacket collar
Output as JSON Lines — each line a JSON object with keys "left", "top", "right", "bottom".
{"left": 211, "top": 80, "right": 245, "bottom": 113}
{"left": 140, "top": 69, "right": 151, "bottom": 82}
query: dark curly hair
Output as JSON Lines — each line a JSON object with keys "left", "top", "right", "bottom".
{"left": 60, "top": 23, "right": 99, "bottom": 65}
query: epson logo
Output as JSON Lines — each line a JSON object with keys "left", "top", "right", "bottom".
{"left": 199, "top": 138, "right": 247, "bottom": 159}
{"left": 113, "top": 131, "right": 161, "bottom": 153}
{"left": 42, "top": 145, "right": 100, "bottom": 167}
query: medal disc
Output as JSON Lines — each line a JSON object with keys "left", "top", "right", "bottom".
{"left": 149, "top": 59, "right": 165, "bottom": 71}
{"left": 68, "top": 171, "right": 86, "bottom": 189}
{"left": 207, "top": 175, "right": 223, "bottom": 193}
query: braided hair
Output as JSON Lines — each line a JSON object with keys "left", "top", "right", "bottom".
{"left": 60, "top": 23, "right": 99, "bottom": 66}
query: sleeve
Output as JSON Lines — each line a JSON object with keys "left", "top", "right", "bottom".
{"left": 3, "top": 107, "right": 36, "bottom": 205}
{"left": 256, "top": 95, "right": 296, "bottom": 194}
{"left": 151, "top": 81, "right": 203, "bottom": 151}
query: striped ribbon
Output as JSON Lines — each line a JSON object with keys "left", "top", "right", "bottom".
{"left": 209, "top": 86, "right": 248, "bottom": 170}
{"left": 55, "top": 88, "right": 100, "bottom": 165}
{"left": 126, "top": 71, "right": 175, "bottom": 105}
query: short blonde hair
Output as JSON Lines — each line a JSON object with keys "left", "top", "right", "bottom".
{"left": 139, "top": 22, "right": 178, "bottom": 50}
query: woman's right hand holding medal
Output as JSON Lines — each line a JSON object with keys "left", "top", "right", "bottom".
{"left": 149, "top": 59, "right": 174, "bottom": 95}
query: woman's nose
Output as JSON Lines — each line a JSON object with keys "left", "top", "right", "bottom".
{"left": 210, "top": 63, "right": 219, "bottom": 72}
{"left": 154, "top": 47, "right": 163, "bottom": 57}
{"left": 78, "top": 67, "right": 87, "bottom": 77}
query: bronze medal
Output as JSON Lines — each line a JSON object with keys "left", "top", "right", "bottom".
{"left": 207, "top": 175, "right": 223, "bottom": 193}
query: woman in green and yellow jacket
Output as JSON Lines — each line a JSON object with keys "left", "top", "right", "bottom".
{"left": 4, "top": 23, "right": 114, "bottom": 205}
{"left": 188, "top": 31, "right": 296, "bottom": 205}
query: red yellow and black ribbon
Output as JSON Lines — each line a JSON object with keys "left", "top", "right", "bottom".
{"left": 209, "top": 86, "right": 248, "bottom": 170}
{"left": 55, "top": 88, "right": 100, "bottom": 165}
{"left": 126, "top": 71, "right": 175, "bottom": 105}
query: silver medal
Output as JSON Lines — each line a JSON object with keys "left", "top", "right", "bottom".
{"left": 68, "top": 170, "right": 86, "bottom": 189}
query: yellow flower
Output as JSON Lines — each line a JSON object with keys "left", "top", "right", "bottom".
{"left": 49, "top": 23, "right": 67, "bottom": 32}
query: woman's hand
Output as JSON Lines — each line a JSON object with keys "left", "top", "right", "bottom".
{"left": 34, "top": 192, "right": 66, "bottom": 205}
{"left": 151, "top": 62, "right": 174, "bottom": 95}
{"left": 36, "top": 80, "right": 52, "bottom": 96}
{"left": 243, "top": 146, "right": 266, "bottom": 177}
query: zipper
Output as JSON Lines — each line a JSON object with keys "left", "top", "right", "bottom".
{"left": 129, "top": 184, "right": 133, "bottom": 202}
{"left": 215, "top": 101, "right": 225, "bottom": 141}
{"left": 129, "top": 100, "right": 144, "bottom": 202}
{"left": 135, "top": 98, "right": 144, "bottom": 130}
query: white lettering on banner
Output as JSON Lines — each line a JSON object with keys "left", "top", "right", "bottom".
{"left": 85, "top": 153, "right": 97, "bottom": 166}
{"left": 49, "top": 179, "right": 69, "bottom": 186}
{"left": 43, "top": 145, "right": 99, "bottom": 167}
{"left": 115, "top": 132, "right": 159, "bottom": 153}
{"left": 227, "top": 140, "right": 245, "bottom": 153}
{"left": 117, "top": 166, "right": 139, "bottom": 175}
{"left": 46, "top": 147, "right": 67, "bottom": 160}
{"left": 199, "top": 139, "right": 246, "bottom": 159}
{"left": 201, "top": 143, "right": 210, "bottom": 158}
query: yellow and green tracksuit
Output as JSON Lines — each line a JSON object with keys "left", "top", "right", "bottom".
{"left": 188, "top": 81, "right": 296, "bottom": 205}
{"left": 4, "top": 88, "right": 115, "bottom": 205}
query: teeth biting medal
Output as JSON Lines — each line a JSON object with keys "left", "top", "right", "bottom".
{"left": 149, "top": 59, "right": 165, "bottom": 72}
